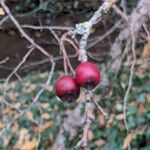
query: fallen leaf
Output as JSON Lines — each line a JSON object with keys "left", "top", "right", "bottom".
{"left": 106, "top": 114, "right": 115, "bottom": 128}
{"left": 26, "top": 84, "right": 36, "bottom": 93}
{"left": 98, "top": 115, "right": 106, "bottom": 128}
{"left": 40, "top": 84, "right": 53, "bottom": 92}
{"left": 88, "top": 130, "right": 93, "bottom": 141}
{"left": 0, "top": 7, "right": 5, "bottom": 16}
{"left": 136, "top": 43, "right": 150, "bottom": 77}
{"left": 123, "top": 132, "right": 136, "bottom": 149}
{"left": 29, "top": 84, "right": 36, "bottom": 91}
{"left": 2, "top": 108, "right": 14, "bottom": 115}
{"left": 40, "top": 72, "right": 48, "bottom": 78}
{"left": 138, "top": 103, "right": 146, "bottom": 114}
{"left": 54, "top": 105, "right": 59, "bottom": 111}
{"left": 13, "top": 103, "right": 21, "bottom": 109}
{"left": 26, "top": 111, "right": 33, "bottom": 120}
{"left": 123, "top": 125, "right": 147, "bottom": 149}
{"left": 146, "top": 94, "right": 150, "bottom": 103}
{"left": 12, "top": 122, "right": 19, "bottom": 132}
{"left": 40, "top": 103, "right": 49, "bottom": 109}
{"left": 3, "top": 136, "right": 11, "bottom": 148}
{"left": 8, "top": 91, "right": 17, "bottom": 101}
{"left": 142, "top": 43, "right": 150, "bottom": 58}
{"left": 94, "top": 139, "right": 106, "bottom": 147}
{"left": 11, "top": 110, "right": 18, "bottom": 116}
{"left": 22, "top": 139, "right": 38, "bottom": 150}
{"left": 20, "top": 128, "right": 28, "bottom": 135}
{"left": 42, "top": 113, "right": 50, "bottom": 120}
{"left": 40, "top": 121, "right": 54, "bottom": 132}
{"left": 14, "top": 128, "right": 30, "bottom": 149}
{"left": 24, "top": 82, "right": 31, "bottom": 87}
{"left": 0, "top": 121, "right": 5, "bottom": 128}
{"left": 116, "top": 114, "right": 124, "bottom": 121}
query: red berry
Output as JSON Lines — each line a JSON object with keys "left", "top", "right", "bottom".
{"left": 55, "top": 76, "right": 80, "bottom": 103}
{"left": 75, "top": 62, "right": 101, "bottom": 90}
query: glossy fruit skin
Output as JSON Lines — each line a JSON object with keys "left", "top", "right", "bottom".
{"left": 75, "top": 62, "right": 101, "bottom": 90}
{"left": 55, "top": 76, "right": 80, "bottom": 103}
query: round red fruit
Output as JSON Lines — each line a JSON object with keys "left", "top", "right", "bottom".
{"left": 55, "top": 76, "right": 80, "bottom": 103}
{"left": 75, "top": 62, "right": 101, "bottom": 90}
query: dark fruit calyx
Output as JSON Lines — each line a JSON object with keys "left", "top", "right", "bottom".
{"left": 55, "top": 75, "right": 80, "bottom": 103}
{"left": 75, "top": 61, "right": 101, "bottom": 90}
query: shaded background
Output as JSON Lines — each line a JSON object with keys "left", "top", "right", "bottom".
{"left": 0, "top": 0, "right": 138, "bottom": 78}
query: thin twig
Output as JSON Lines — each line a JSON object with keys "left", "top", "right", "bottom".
{"left": 87, "top": 19, "right": 122, "bottom": 49}
{"left": 0, "top": 62, "right": 55, "bottom": 136}
{"left": 0, "top": 0, "right": 53, "bottom": 61}
{"left": 75, "top": 93, "right": 95, "bottom": 149}
{"left": 112, "top": 4, "right": 128, "bottom": 21}
{"left": 123, "top": 10, "right": 137, "bottom": 133}
{"left": 91, "top": 95, "right": 109, "bottom": 119}
{"left": 0, "top": 15, "right": 9, "bottom": 26}
{"left": 3, "top": 47, "right": 34, "bottom": 107}
{"left": 0, "top": 57, "right": 9, "bottom": 65}
{"left": 21, "top": 24, "right": 74, "bottom": 31}
{"left": 33, "top": 62, "right": 55, "bottom": 103}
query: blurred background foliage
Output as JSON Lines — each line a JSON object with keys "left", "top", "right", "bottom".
{"left": 1, "top": 0, "right": 150, "bottom": 149}
{"left": 0, "top": 66, "right": 150, "bottom": 149}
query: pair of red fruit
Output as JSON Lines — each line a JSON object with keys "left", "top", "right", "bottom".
{"left": 55, "top": 62, "right": 101, "bottom": 103}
